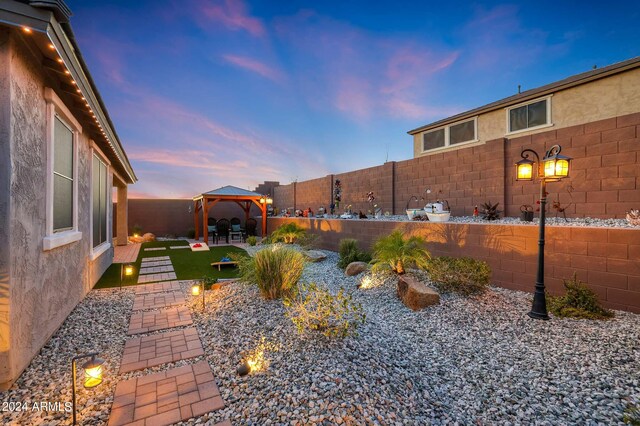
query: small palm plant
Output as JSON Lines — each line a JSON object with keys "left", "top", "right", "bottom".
{"left": 371, "top": 231, "right": 430, "bottom": 274}
{"left": 270, "top": 222, "right": 307, "bottom": 244}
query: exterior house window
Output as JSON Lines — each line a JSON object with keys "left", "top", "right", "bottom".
{"left": 92, "top": 153, "right": 108, "bottom": 248}
{"left": 507, "top": 96, "right": 552, "bottom": 134}
{"left": 44, "top": 88, "right": 82, "bottom": 251}
{"left": 422, "top": 117, "right": 477, "bottom": 152}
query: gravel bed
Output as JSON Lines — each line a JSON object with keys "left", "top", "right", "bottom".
{"left": 0, "top": 288, "right": 134, "bottom": 426}
{"left": 281, "top": 214, "right": 638, "bottom": 228}
{"left": 182, "top": 248, "right": 639, "bottom": 425}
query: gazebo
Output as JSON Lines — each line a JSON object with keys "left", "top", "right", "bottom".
{"left": 192, "top": 185, "right": 269, "bottom": 240}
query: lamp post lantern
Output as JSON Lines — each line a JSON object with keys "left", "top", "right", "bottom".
{"left": 71, "top": 353, "right": 105, "bottom": 425}
{"left": 515, "top": 144, "right": 571, "bottom": 320}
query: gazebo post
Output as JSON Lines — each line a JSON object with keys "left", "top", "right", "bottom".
{"left": 202, "top": 197, "right": 209, "bottom": 244}
{"left": 261, "top": 203, "right": 267, "bottom": 237}
{"left": 244, "top": 201, "right": 250, "bottom": 222}
{"left": 194, "top": 199, "right": 200, "bottom": 240}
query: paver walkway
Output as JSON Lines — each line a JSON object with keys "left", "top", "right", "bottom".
{"left": 114, "top": 243, "right": 141, "bottom": 263}
{"left": 138, "top": 272, "right": 177, "bottom": 284}
{"left": 135, "top": 281, "right": 182, "bottom": 295}
{"left": 128, "top": 306, "right": 193, "bottom": 335}
{"left": 119, "top": 328, "right": 204, "bottom": 373}
{"left": 132, "top": 291, "right": 185, "bottom": 310}
{"left": 109, "top": 361, "right": 224, "bottom": 426}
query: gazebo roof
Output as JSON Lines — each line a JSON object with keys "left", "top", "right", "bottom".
{"left": 195, "top": 185, "right": 262, "bottom": 199}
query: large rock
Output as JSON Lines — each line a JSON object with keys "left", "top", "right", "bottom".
{"left": 142, "top": 233, "right": 156, "bottom": 242}
{"left": 304, "top": 250, "right": 327, "bottom": 262}
{"left": 345, "top": 261, "right": 369, "bottom": 276}
{"left": 397, "top": 275, "right": 440, "bottom": 311}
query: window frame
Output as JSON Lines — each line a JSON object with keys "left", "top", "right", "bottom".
{"left": 505, "top": 95, "right": 553, "bottom": 135}
{"left": 421, "top": 116, "right": 478, "bottom": 154}
{"left": 43, "top": 88, "right": 83, "bottom": 251}
{"left": 90, "top": 143, "right": 112, "bottom": 260}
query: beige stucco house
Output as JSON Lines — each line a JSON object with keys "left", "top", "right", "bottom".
{"left": 409, "top": 57, "right": 640, "bottom": 157}
{"left": 0, "top": 0, "right": 136, "bottom": 389}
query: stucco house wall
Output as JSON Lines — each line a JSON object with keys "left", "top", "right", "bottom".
{"left": 0, "top": 28, "right": 115, "bottom": 389}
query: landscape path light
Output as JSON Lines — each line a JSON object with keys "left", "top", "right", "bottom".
{"left": 515, "top": 144, "right": 572, "bottom": 320}
{"left": 192, "top": 281, "right": 205, "bottom": 310}
{"left": 120, "top": 263, "right": 135, "bottom": 290}
{"left": 71, "top": 353, "right": 105, "bottom": 425}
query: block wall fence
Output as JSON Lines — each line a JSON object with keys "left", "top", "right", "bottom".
{"left": 268, "top": 217, "right": 640, "bottom": 313}
{"left": 273, "top": 112, "right": 640, "bottom": 219}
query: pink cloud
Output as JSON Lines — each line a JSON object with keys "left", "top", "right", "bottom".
{"left": 195, "top": 0, "right": 265, "bottom": 37}
{"left": 222, "top": 54, "right": 284, "bottom": 83}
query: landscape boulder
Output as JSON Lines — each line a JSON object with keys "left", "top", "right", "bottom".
{"left": 397, "top": 275, "right": 440, "bottom": 311}
{"left": 304, "top": 250, "right": 327, "bottom": 262}
{"left": 345, "top": 261, "right": 369, "bottom": 276}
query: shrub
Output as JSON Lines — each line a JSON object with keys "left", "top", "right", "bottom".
{"left": 233, "top": 246, "right": 305, "bottom": 299}
{"left": 271, "top": 222, "right": 307, "bottom": 244}
{"left": 427, "top": 256, "right": 491, "bottom": 296}
{"left": 337, "top": 239, "right": 372, "bottom": 270}
{"left": 132, "top": 224, "right": 143, "bottom": 235}
{"left": 624, "top": 402, "right": 640, "bottom": 425}
{"left": 284, "top": 283, "right": 366, "bottom": 338}
{"left": 371, "top": 231, "right": 430, "bottom": 274}
{"left": 202, "top": 275, "right": 218, "bottom": 290}
{"left": 548, "top": 273, "right": 614, "bottom": 320}
{"left": 246, "top": 236, "right": 257, "bottom": 246}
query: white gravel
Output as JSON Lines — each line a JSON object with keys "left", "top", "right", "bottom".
{"left": 183, "top": 248, "right": 640, "bottom": 425}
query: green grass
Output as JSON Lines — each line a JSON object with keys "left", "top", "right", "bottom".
{"left": 94, "top": 240, "right": 248, "bottom": 289}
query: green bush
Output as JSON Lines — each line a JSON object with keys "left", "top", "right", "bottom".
{"left": 371, "top": 231, "right": 430, "bottom": 275}
{"left": 201, "top": 275, "right": 218, "bottom": 290}
{"left": 271, "top": 222, "right": 307, "bottom": 244}
{"left": 337, "top": 239, "right": 372, "bottom": 270}
{"left": 132, "top": 224, "right": 143, "bottom": 235}
{"left": 233, "top": 246, "right": 305, "bottom": 299}
{"left": 624, "top": 402, "right": 640, "bottom": 425}
{"left": 548, "top": 273, "right": 614, "bottom": 320}
{"left": 186, "top": 228, "right": 195, "bottom": 239}
{"left": 246, "top": 236, "right": 257, "bottom": 246}
{"left": 427, "top": 256, "right": 491, "bottom": 296}
{"left": 284, "top": 282, "right": 366, "bottom": 338}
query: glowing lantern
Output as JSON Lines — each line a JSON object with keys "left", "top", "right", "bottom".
{"left": 191, "top": 283, "right": 201, "bottom": 296}
{"left": 82, "top": 356, "right": 104, "bottom": 388}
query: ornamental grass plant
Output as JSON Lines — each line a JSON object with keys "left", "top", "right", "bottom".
{"left": 427, "top": 256, "right": 491, "bottom": 296}
{"left": 337, "top": 239, "right": 372, "bottom": 270}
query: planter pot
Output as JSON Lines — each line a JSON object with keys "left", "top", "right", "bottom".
{"left": 426, "top": 211, "right": 451, "bottom": 222}
{"left": 406, "top": 209, "right": 427, "bottom": 220}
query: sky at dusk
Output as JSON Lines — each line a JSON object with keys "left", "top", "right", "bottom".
{"left": 66, "top": 0, "right": 640, "bottom": 198}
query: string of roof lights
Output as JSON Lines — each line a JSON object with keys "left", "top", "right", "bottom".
{"left": 21, "top": 25, "right": 131, "bottom": 179}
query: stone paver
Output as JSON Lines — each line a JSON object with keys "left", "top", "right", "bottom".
{"left": 139, "top": 260, "right": 172, "bottom": 268}
{"left": 109, "top": 361, "right": 224, "bottom": 426}
{"left": 139, "top": 265, "right": 175, "bottom": 275}
{"left": 119, "top": 328, "right": 204, "bottom": 373}
{"left": 128, "top": 306, "right": 193, "bottom": 335}
{"left": 142, "top": 256, "right": 170, "bottom": 262}
{"left": 144, "top": 247, "right": 167, "bottom": 251}
{"left": 170, "top": 246, "right": 190, "bottom": 249}
{"left": 132, "top": 291, "right": 185, "bottom": 311}
{"left": 114, "top": 243, "right": 141, "bottom": 264}
{"left": 138, "top": 272, "right": 177, "bottom": 284}
{"left": 135, "top": 281, "right": 182, "bottom": 295}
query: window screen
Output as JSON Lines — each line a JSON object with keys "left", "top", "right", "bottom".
{"left": 423, "top": 129, "right": 445, "bottom": 151}
{"left": 450, "top": 120, "right": 475, "bottom": 145}
{"left": 93, "top": 155, "right": 108, "bottom": 247}
{"left": 53, "top": 116, "right": 73, "bottom": 231}
{"left": 510, "top": 99, "right": 548, "bottom": 132}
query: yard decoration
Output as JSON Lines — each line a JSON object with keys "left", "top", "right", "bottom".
{"left": 481, "top": 202, "right": 502, "bottom": 221}
{"left": 627, "top": 209, "right": 640, "bottom": 226}
{"left": 334, "top": 179, "right": 342, "bottom": 210}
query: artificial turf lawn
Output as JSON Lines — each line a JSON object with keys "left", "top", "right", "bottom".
{"left": 94, "top": 240, "right": 248, "bottom": 289}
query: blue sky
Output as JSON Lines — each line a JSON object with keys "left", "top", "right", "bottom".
{"left": 67, "top": 0, "right": 639, "bottom": 198}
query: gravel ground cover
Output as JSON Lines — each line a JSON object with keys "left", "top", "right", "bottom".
{"left": 283, "top": 214, "right": 637, "bottom": 228}
{"left": 184, "top": 248, "right": 639, "bottom": 425}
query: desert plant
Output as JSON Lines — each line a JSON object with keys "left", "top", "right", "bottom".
{"left": 548, "top": 273, "right": 614, "bottom": 319}
{"left": 624, "top": 402, "right": 640, "bottom": 425}
{"left": 284, "top": 282, "right": 366, "bottom": 338}
{"left": 371, "top": 231, "right": 430, "bottom": 275}
{"left": 427, "top": 256, "right": 491, "bottom": 295}
{"left": 337, "top": 239, "right": 372, "bottom": 270}
{"left": 246, "top": 236, "right": 257, "bottom": 246}
{"left": 201, "top": 275, "right": 218, "bottom": 290}
{"left": 270, "top": 222, "right": 308, "bottom": 244}
{"left": 481, "top": 202, "right": 502, "bottom": 220}
{"left": 132, "top": 224, "right": 143, "bottom": 235}
{"left": 233, "top": 246, "right": 305, "bottom": 299}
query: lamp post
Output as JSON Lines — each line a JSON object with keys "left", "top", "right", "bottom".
{"left": 71, "top": 353, "right": 105, "bottom": 425}
{"left": 516, "top": 144, "right": 572, "bottom": 320}
{"left": 191, "top": 281, "right": 204, "bottom": 311}
{"left": 120, "top": 263, "right": 134, "bottom": 291}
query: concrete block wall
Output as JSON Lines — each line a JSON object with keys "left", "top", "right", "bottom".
{"left": 273, "top": 112, "right": 640, "bottom": 219}
{"left": 268, "top": 217, "right": 640, "bottom": 313}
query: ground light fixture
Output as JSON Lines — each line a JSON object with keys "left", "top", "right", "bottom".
{"left": 192, "top": 281, "right": 205, "bottom": 310}
{"left": 515, "top": 144, "right": 572, "bottom": 320}
{"left": 120, "top": 263, "right": 135, "bottom": 290}
{"left": 71, "top": 353, "right": 105, "bottom": 425}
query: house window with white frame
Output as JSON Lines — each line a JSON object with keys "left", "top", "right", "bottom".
{"left": 92, "top": 153, "right": 108, "bottom": 248}
{"left": 422, "top": 117, "right": 477, "bottom": 152}
{"left": 507, "top": 96, "right": 552, "bottom": 134}
{"left": 43, "top": 88, "right": 82, "bottom": 251}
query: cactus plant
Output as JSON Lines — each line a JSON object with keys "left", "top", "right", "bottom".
{"left": 481, "top": 202, "right": 502, "bottom": 221}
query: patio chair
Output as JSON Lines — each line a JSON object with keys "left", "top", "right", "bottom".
{"left": 207, "top": 217, "right": 217, "bottom": 245}
{"left": 215, "top": 218, "right": 230, "bottom": 244}
{"left": 245, "top": 218, "right": 257, "bottom": 237}
{"left": 229, "top": 217, "right": 243, "bottom": 242}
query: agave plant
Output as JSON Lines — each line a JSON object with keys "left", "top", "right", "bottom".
{"left": 627, "top": 209, "right": 640, "bottom": 226}
{"left": 481, "top": 202, "right": 502, "bottom": 221}
{"left": 371, "top": 230, "right": 430, "bottom": 275}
